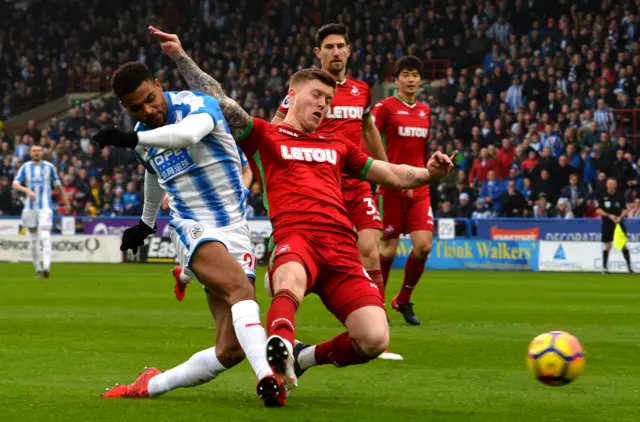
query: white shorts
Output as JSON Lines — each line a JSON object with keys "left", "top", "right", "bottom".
{"left": 21, "top": 209, "right": 53, "bottom": 230}
{"left": 170, "top": 219, "right": 256, "bottom": 280}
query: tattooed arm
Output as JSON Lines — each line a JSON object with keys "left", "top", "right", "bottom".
{"left": 173, "top": 54, "right": 251, "bottom": 139}
{"left": 149, "top": 26, "right": 251, "bottom": 139}
{"left": 173, "top": 53, "right": 225, "bottom": 98}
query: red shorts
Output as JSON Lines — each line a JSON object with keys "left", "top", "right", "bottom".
{"left": 377, "top": 193, "right": 434, "bottom": 239}
{"left": 342, "top": 181, "right": 382, "bottom": 232}
{"left": 268, "top": 231, "right": 384, "bottom": 323}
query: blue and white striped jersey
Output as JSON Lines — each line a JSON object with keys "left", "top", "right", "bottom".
{"left": 13, "top": 160, "right": 61, "bottom": 211}
{"left": 134, "top": 90, "right": 248, "bottom": 228}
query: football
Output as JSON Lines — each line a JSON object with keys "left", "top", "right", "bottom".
{"left": 526, "top": 331, "right": 586, "bottom": 386}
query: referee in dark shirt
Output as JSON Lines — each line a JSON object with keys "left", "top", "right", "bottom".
{"left": 595, "top": 178, "right": 633, "bottom": 273}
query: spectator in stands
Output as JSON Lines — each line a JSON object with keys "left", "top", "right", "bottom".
{"left": 505, "top": 75, "right": 525, "bottom": 113}
{"left": 248, "top": 183, "right": 266, "bottom": 217}
{"left": 628, "top": 198, "right": 640, "bottom": 218}
{"left": 472, "top": 198, "right": 492, "bottom": 219}
{"left": 58, "top": 175, "right": 78, "bottom": 215}
{"left": 541, "top": 124, "right": 563, "bottom": 157}
{"left": 23, "top": 120, "right": 40, "bottom": 143}
{"left": 533, "top": 193, "right": 555, "bottom": 218}
{"left": 112, "top": 186, "right": 125, "bottom": 215}
{"left": 468, "top": 147, "right": 497, "bottom": 187}
{"left": 101, "top": 201, "right": 118, "bottom": 217}
{"left": 581, "top": 121, "right": 601, "bottom": 148}
{"left": 593, "top": 98, "right": 616, "bottom": 135}
{"left": 555, "top": 198, "right": 574, "bottom": 219}
{"left": 616, "top": 136, "right": 636, "bottom": 156}
{"left": 0, "top": 176, "right": 12, "bottom": 215}
{"left": 528, "top": 132, "right": 542, "bottom": 153}
{"left": 555, "top": 155, "right": 575, "bottom": 188}
{"left": 521, "top": 176, "right": 534, "bottom": 207}
{"left": 456, "top": 193, "right": 473, "bottom": 219}
{"left": 499, "top": 180, "right": 528, "bottom": 217}
{"left": 496, "top": 138, "right": 516, "bottom": 179}
{"left": 521, "top": 150, "right": 539, "bottom": 174}
{"left": 566, "top": 143, "right": 582, "bottom": 170}
{"left": 79, "top": 127, "right": 92, "bottom": 155}
{"left": 595, "top": 172, "right": 609, "bottom": 196}
{"left": 610, "top": 149, "right": 637, "bottom": 189}
{"left": 506, "top": 165, "right": 524, "bottom": 191}
{"left": 560, "top": 173, "right": 589, "bottom": 217}
{"left": 13, "top": 135, "right": 31, "bottom": 164}
{"left": 479, "top": 170, "right": 505, "bottom": 214}
{"left": 81, "top": 202, "right": 98, "bottom": 217}
{"left": 488, "top": 15, "right": 513, "bottom": 45}
{"left": 435, "top": 201, "right": 455, "bottom": 218}
{"left": 535, "top": 169, "right": 559, "bottom": 205}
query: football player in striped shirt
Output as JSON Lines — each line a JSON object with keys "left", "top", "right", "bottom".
{"left": 12, "top": 144, "right": 72, "bottom": 278}
{"left": 94, "top": 61, "right": 287, "bottom": 406}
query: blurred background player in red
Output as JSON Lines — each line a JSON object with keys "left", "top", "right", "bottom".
{"left": 271, "top": 23, "right": 389, "bottom": 314}
{"left": 373, "top": 56, "right": 434, "bottom": 326}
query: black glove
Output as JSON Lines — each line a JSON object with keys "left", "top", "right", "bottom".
{"left": 120, "top": 220, "right": 157, "bottom": 254}
{"left": 94, "top": 127, "right": 139, "bottom": 149}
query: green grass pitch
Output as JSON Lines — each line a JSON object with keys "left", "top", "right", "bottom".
{"left": 1, "top": 263, "right": 639, "bottom": 422}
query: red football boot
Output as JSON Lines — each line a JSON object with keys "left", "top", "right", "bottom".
{"left": 172, "top": 266, "right": 190, "bottom": 302}
{"left": 101, "top": 367, "right": 162, "bottom": 398}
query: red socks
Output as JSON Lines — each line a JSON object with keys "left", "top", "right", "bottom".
{"left": 396, "top": 253, "right": 427, "bottom": 304}
{"left": 379, "top": 255, "right": 395, "bottom": 303}
{"left": 314, "top": 331, "right": 371, "bottom": 367}
{"left": 266, "top": 289, "right": 299, "bottom": 346}
{"left": 379, "top": 255, "right": 393, "bottom": 285}
{"left": 368, "top": 269, "right": 385, "bottom": 302}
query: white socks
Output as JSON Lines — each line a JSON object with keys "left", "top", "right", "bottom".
{"left": 179, "top": 267, "right": 193, "bottom": 282}
{"left": 143, "top": 300, "right": 272, "bottom": 397}
{"left": 297, "top": 345, "right": 317, "bottom": 370}
{"left": 147, "top": 347, "right": 226, "bottom": 397}
{"left": 29, "top": 230, "right": 42, "bottom": 272}
{"left": 231, "top": 300, "right": 272, "bottom": 380}
{"left": 40, "top": 230, "right": 51, "bottom": 271}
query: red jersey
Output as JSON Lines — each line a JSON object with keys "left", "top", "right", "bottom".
{"left": 238, "top": 118, "right": 374, "bottom": 241}
{"left": 372, "top": 95, "right": 431, "bottom": 198}
{"left": 276, "top": 76, "right": 372, "bottom": 190}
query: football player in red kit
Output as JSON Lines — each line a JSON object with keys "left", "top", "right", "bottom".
{"left": 373, "top": 56, "right": 434, "bottom": 326}
{"left": 272, "top": 23, "right": 389, "bottom": 310}
{"left": 161, "top": 34, "right": 455, "bottom": 402}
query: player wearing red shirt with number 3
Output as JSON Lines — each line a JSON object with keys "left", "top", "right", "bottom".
{"left": 164, "top": 40, "right": 454, "bottom": 403}
{"left": 272, "top": 24, "right": 389, "bottom": 311}
{"left": 373, "top": 57, "right": 434, "bottom": 326}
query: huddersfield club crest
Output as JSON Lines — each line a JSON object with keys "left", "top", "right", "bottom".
{"left": 189, "top": 224, "right": 204, "bottom": 239}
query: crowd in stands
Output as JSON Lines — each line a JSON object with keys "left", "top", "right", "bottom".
{"left": 1, "top": 0, "right": 640, "bottom": 220}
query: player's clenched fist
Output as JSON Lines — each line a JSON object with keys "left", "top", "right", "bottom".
{"left": 148, "top": 26, "right": 184, "bottom": 60}
{"left": 426, "top": 151, "right": 457, "bottom": 179}
{"left": 94, "top": 127, "right": 139, "bottom": 149}
{"left": 120, "top": 220, "right": 157, "bottom": 255}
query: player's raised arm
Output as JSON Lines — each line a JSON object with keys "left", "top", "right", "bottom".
{"left": 148, "top": 26, "right": 252, "bottom": 139}
{"left": 363, "top": 151, "right": 456, "bottom": 190}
